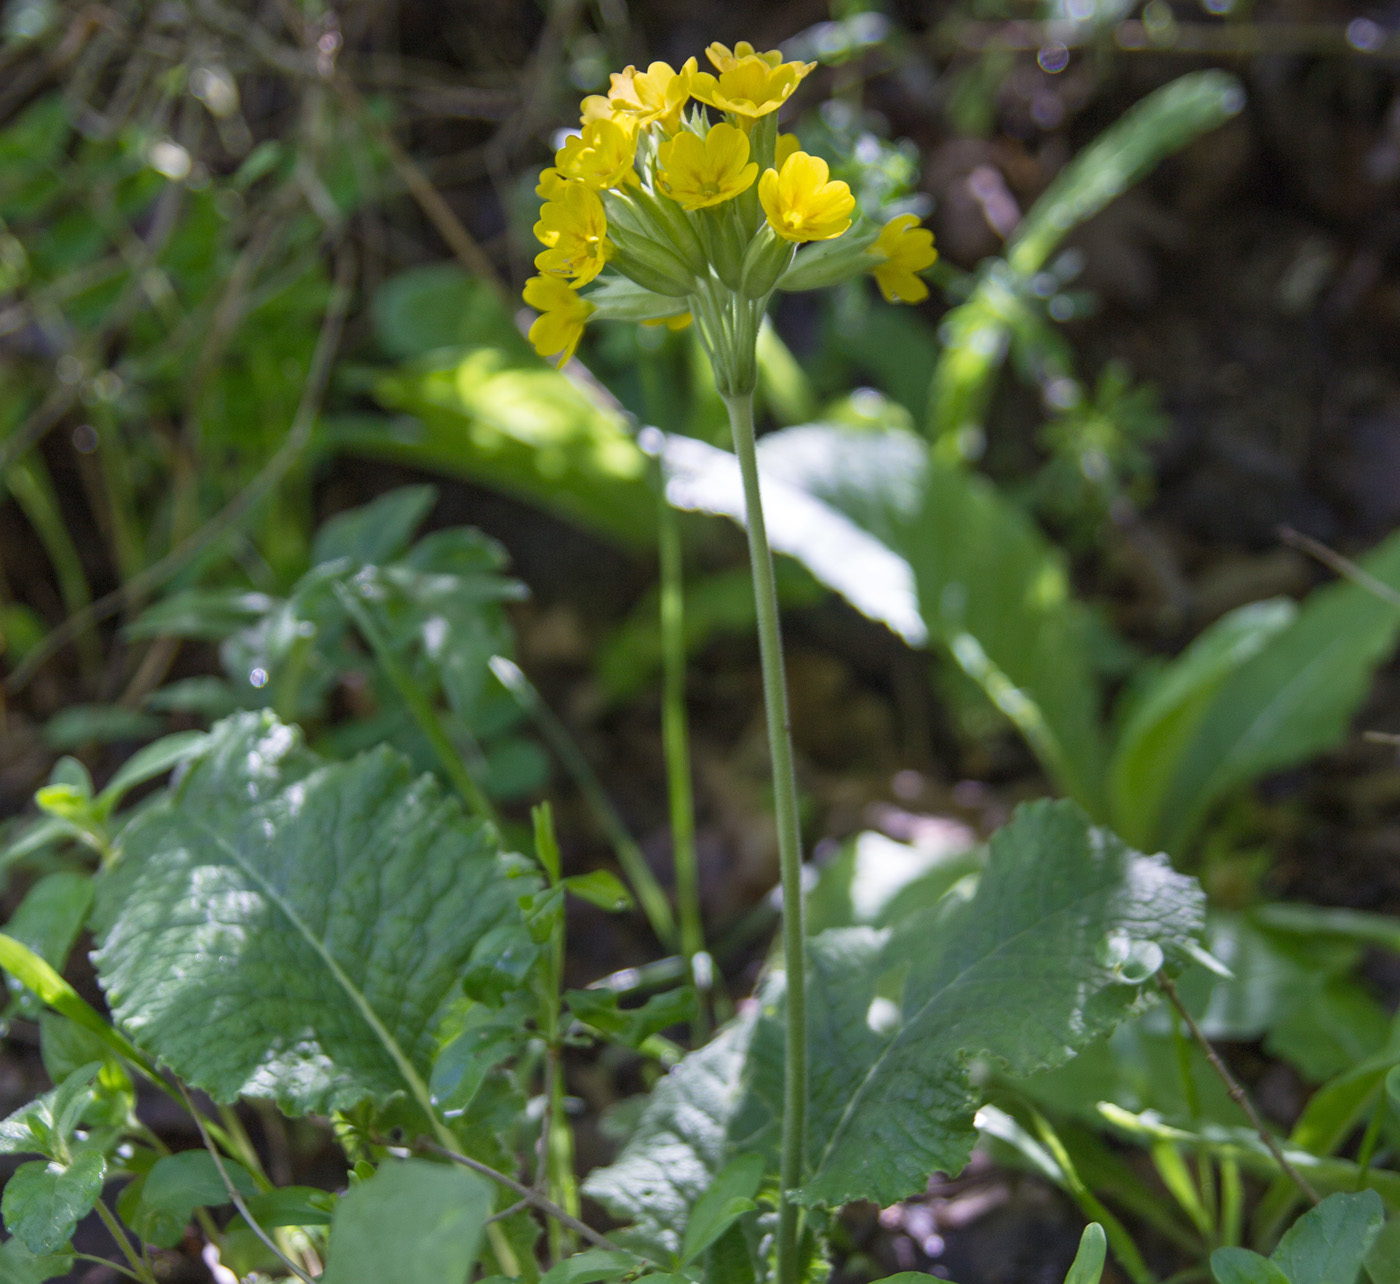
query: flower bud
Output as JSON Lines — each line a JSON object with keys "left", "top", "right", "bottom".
{"left": 775, "top": 221, "right": 880, "bottom": 291}
{"left": 699, "top": 203, "right": 748, "bottom": 290}
{"left": 606, "top": 225, "right": 697, "bottom": 296}
{"left": 740, "top": 224, "right": 796, "bottom": 299}
{"left": 586, "top": 275, "right": 692, "bottom": 323}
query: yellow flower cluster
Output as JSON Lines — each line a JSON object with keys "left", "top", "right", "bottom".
{"left": 522, "top": 38, "right": 937, "bottom": 371}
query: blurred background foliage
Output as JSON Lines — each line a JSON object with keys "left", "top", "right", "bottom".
{"left": 4, "top": 0, "right": 1400, "bottom": 1280}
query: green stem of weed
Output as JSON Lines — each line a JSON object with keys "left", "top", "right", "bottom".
{"left": 653, "top": 451, "right": 710, "bottom": 1035}
{"left": 722, "top": 389, "right": 806, "bottom": 1284}
{"left": 334, "top": 582, "right": 499, "bottom": 827}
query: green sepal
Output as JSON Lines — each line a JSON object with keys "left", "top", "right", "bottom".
{"left": 606, "top": 226, "right": 696, "bottom": 297}
{"left": 583, "top": 275, "right": 690, "bottom": 323}
{"left": 698, "top": 204, "right": 747, "bottom": 290}
{"left": 775, "top": 222, "right": 880, "bottom": 292}
{"left": 740, "top": 225, "right": 796, "bottom": 299}
{"left": 630, "top": 186, "right": 708, "bottom": 274}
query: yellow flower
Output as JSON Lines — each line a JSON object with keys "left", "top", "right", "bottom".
{"left": 870, "top": 214, "right": 938, "bottom": 304}
{"left": 656, "top": 123, "right": 758, "bottom": 211}
{"left": 533, "top": 183, "right": 611, "bottom": 284}
{"left": 555, "top": 117, "right": 636, "bottom": 189}
{"left": 523, "top": 275, "right": 594, "bottom": 368}
{"left": 689, "top": 53, "right": 815, "bottom": 122}
{"left": 536, "top": 167, "right": 571, "bottom": 201}
{"left": 758, "top": 151, "right": 855, "bottom": 242}
{"left": 607, "top": 61, "right": 691, "bottom": 133}
{"left": 706, "top": 41, "right": 784, "bottom": 71}
{"left": 775, "top": 133, "right": 800, "bottom": 168}
{"left": 642, "top": 311, "right": 693, "bottom": 331}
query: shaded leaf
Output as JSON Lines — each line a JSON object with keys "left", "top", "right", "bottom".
{"left": 2, "top": 1150, "right": 106, "bottom": 1255}
{"left": 1271, "top": 1191, "right": 1384, "bottom": 1284}
{"left": 795, "top": 800, "right": 1203, "bottom": 1207}
{"left": 320, "top": 1160, "right": 491, "bottom": 1284}
{"left": 92, "top": 712, "right": 532, "bottom": 1115}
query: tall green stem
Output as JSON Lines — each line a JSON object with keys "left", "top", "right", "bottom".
{"left": 722, "top": 390, "right": 806, "bottom": 1284}
{"left": 653, "top": 451, "right": 709, "bottom": 1034}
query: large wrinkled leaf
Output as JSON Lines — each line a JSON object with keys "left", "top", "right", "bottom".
{"left": 1, "top": 1150, "right": 106, "bottom": 1255}
{"left": 1150, "top": 528, "right": 1400, "bottom": 854}
{"left": 321, "top": 1160, "right": 491, "bottom": 1284}
{"left": 1109, "top": 599, "right": 1295, "bottom": 848}
{"left": 582, "top": 1013, "right": 760, "bottom": 1257}
{"left": 908, "top": 458, "right": 1107, "bottom": 813}
{"left": 92, "top": 712, "right": 531, "bottom": 1116}
{"left": 591, "top": 800, "right": 1205, "bottom": 1234}
{"left": 795, "top": 800, "right": 1203, "bottom": 1207}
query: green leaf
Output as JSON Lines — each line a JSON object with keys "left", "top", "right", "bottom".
{"left": 2, "top": 873, "right": 92, "bottom": 1012}
{"left": 795, "top": 800, "right": 1203, "bottom": 1206}
{"left": 805, "top": 828, "right": 979, "bottom": 936}
{"left": 0, "top": 935, "right": 147, "bottom": 1070}
{"left": 320, "top": 1160, "right": 491, "bottom": 1284}
{"left": 139, "top": 1151, "right": 259, "bottom": 1225}
{"left": 372, "top": 266, "right": 534, "bottom": 362}
{"left": 565, "top": 987, "right": 697, "bottom": 1049}
{"left": 907, "top": 459, "right": 1107, "bottom": 813}
{"left": 355, "top": 345, "right": 652, "bottom": 549}
{"left": 679, "top": 1153, "right": 764, "bottom": 1266}
{"left": 1212, "top": 1249, "right": 1291, "bottom": 1284}
{"left": 538, "top": 1249, "right": 638, "bottom": 1284}
{"left": 1108, "top": 599, "right": 1296, "bottom": 847}
{"left": 1, "top": 1150, "right": 106, "bottom": 1254}
{"left": 0, "top": 1237, "right": 74, "bottom": 1284}
{"left": 238, "top": 1186, "right": 335, "bottom": 1228}
{"left": 582, "top": 1012, "right": 759, "bottom": 1257}
{"left": 662, "top": 426, "right": 926, "bottom": 645}
{"left": 1064, "top": 1223, "right": 1107, "bottom": 1284}
{"left": 1271, "top": 1191, "right": 1384, "bottom": 1284}
{"left": 430, "top": 1020, "right": 519, "bottom": 1114}
{"left": 94, "top": 731, "right": 210, "bottom": 815}
{"left": 92, "top": 712, "right": 533, "bottom": 1116}
{"left": 311, "top": 485, "right": 437, "bottom": 568}
{"left": 1007, "top": 72, "right": 1244, "bottom": 276}
{"left": 1149, "top": 529, "right": 1400, "bottom": 854}
{"left": 563, "top": 870, "right": 634, "bottom": 913}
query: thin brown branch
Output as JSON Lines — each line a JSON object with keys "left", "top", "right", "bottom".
{"left": 1158, "top": 975, "right": 1321, "bottom": 1206}
{"left": 178, "top": 1084, "right": 317, "bottom": 1284}
{"left": 1278, "top": 525, "right": 1400, "bottom": 611}
{"left": 417, "top": 1139, "right": 632, "bottom": 1256}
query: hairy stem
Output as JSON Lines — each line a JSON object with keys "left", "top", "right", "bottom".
{"left": 723, "top": 390, "right": 807, "bottom": 1284}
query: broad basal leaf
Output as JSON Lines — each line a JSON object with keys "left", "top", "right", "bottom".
{"left": 589, "top": 801, "right": 1205, "bottom": 1237}
{"left": 908, "top": 459, "right": 1108, "bottom": 814}
{"left": 582, "top": 1012, "right": 760, "bottom": 1258}
{"left": 92, "top": 712, "right": 532, "bottom": 1116}
{"left": 1108, "top": 599, "right": 1295, "bottom": 849}
{"left": 1147, "top": 528, "right": 1400, "bottom": 854}
{"left": 662, "top": 427, "right": 926, "bottom": 645}
{"left": 794, "top": 799, "right": 1203, "bottom": 1207}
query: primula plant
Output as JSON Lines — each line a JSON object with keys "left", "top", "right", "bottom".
{"left": 523, "top": 43, "right": 942, "bottom": 1284}
{"left": 4, "top": 24, "right": 1394, "bottom": 1284}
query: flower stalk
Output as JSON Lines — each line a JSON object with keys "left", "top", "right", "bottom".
{"left": 520, "top": 39, "right": 941, "bottom": 1284}
{"left": 724, "top": 388, "right": 808, "bottom": 1284}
